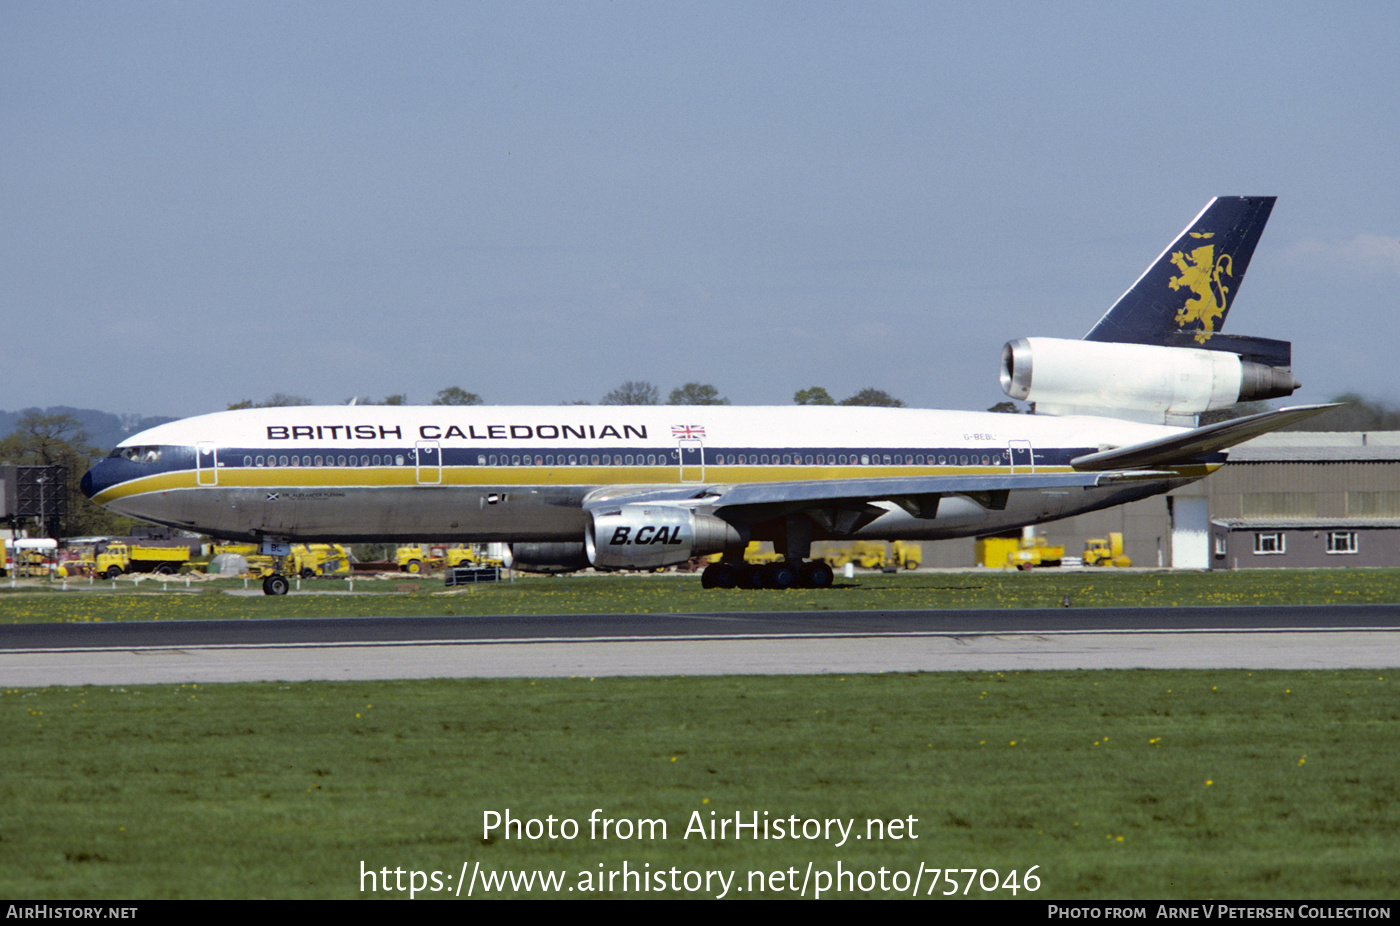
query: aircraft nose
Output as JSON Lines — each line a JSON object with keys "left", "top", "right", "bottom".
{"left": 80, "top": 462, "right": 106, "bottom": 499}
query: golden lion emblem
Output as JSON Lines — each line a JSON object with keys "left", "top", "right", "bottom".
{"left": 1169, "top": 231, "right": 1233, "bottom": 342}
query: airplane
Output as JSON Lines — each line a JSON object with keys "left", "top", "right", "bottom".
{"left": 82, "top": 196, "right": 1331, "bottom": 594}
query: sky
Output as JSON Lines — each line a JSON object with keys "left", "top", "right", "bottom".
{"left": 3, "top": 1, "right": 1398, "bottom": 422}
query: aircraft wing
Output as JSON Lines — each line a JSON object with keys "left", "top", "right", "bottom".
{"left": 584, "top": 404, "right": 1338, "bottom": 525}
{"left": 1069, "top": 403, "right": 1339, "bottom": 471}
{"left": 584, "top": 471, "right": 1116, "bottom": 533}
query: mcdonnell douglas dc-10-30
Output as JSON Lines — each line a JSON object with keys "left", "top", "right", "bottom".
{"left": 83, "top": 197, "right": 1330, "bottom": 593}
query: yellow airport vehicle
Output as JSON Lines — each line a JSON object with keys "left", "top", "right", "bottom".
{"left": 1083, "top": 532, "right": 1133, "bottom": 567}
{"left": 395, "top": 545, "right": 441, "bottom": 573}
{"left": 815, "top": 541, "right": 921, "bottom": 571}
{"left": 817, "top": 541, "right": 885, "bottom": 569}
{"left": 890, "top": 541, "right": 922, "bottom": 570}
{"left": 213, "top": 543, "right": 351, "bottom": 578}
{"left": 976, "top": 535, "right": 1064, "bottom": 569}
{"left": 4, "top": 539, "right": 62, "bottom": 577}
{"left": 398, "top": 544, "right": 505, "bottom": 573}
{"left": 96, "top": 542, "right": 190, "bottom": 579}
{"left": 290, "top": 544, "right": 352, "bottom": 577}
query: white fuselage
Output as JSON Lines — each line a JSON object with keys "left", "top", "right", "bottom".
{"left": 83, "top": 405, "right": 1208, "bottom": 546}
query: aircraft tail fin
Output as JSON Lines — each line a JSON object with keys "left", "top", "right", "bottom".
{"left": 1084, "top": 196, "right": 1276, "bottom": 347}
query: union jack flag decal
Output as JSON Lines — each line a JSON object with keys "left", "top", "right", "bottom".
{"left": 671, "top": 425, "right": 706, "bottom": 439}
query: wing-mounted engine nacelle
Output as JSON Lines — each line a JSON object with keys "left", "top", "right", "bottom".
{"left": 586, "top": 505, "right": 745, "bottom": 571}
{"left": 503, "top": 542, "right": 590, "bottom": 574}
{"left": 1000, "top": 337, "right": 1298, "bottom": 418}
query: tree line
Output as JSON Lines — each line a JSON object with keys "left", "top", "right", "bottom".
{"left": 229, "top": 383, "right": 912, "bottom": 407}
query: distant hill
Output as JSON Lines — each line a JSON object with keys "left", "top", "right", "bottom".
{"left": 0, "top": 407, "right": 179, "bottom": 453}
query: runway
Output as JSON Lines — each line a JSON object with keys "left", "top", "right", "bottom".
{"left": 2, "top": 604, "right": 1399, "bottom": 686}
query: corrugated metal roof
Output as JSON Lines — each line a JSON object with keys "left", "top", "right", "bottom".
{"left": 1226, "top": 431, "right": 1400, "bottom": 462}
{"left": 1212, "top": 518, "right": 1400, "bottom": 529}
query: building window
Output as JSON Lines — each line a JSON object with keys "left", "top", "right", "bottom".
{"left": 1243, "top": 493, "right": 1317, "bottom": 517}
{"left": 1214, "top": 535, "right": 1227, "bottom": 557}
{"left": 1326, "top": 531, "right": 1359, "bottom": 554}
{"left": 1347, "top": 492, "right": 1400, "bottom": 516}
{"left": 1253, "top": 532, "right": 1286, "bottom": 555}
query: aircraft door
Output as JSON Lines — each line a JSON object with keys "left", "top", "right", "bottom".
{"left": 1009, "top": 440, "right": 1034, "bottom": 473}
{"left": 415, "top": 441, "right": 442, "bottom": 485}
{"left": 678, "top": 439, "right": 704, "bottom": 483}
{"left": 196, "top": 442, "right": 218, "bottom": 486}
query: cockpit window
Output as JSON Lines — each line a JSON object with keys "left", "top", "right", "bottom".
{"left": 118, "top": 446, "right": 163, "bottom": 464}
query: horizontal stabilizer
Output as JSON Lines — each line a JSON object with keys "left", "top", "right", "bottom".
{"left": 1070, "top": 404, "right": 1340, "bottom": 471}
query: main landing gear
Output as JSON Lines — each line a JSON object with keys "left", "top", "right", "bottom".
{"left": 700, "top": 560, "right": 834, "bottom": 590}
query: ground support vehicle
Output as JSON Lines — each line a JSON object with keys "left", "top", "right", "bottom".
{"left": 215, "top": 543, "right": 352, "bottom": 578}
{"left": 1083, "top": 532, "right": 1133, "bottom": 567}
{"left": 976, "top": 535, "right": 1065, "bottom": 569}
{"left": 813, "top": 541, "right": 921, "bottom": 571}
{"left": 398, "top": 544, "right": 502, "bottom": 574}
{"left": 96, "top": 542, "right": 190, "bottom": 579}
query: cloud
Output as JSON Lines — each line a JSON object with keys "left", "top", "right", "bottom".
{"left": 1282, "top": 234, "right": 1400, "bottom": 276}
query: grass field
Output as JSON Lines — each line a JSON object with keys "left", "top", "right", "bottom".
{"left": 2, "top": 570, "right": 1398, "bottom": 899}
{"left": 2, "top": 567, "right": 1400, "bottom": 624}
{"left": 2, "top": 671, "right": 1397, "bottom": 899}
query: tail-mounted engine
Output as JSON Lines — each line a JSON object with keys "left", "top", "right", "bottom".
{"left": 1000, "top": 337, "right": 1298, "bottom": 421}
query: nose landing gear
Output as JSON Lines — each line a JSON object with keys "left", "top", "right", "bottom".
{"left": 258, "top": 540, "right": 293, "bottom": 596}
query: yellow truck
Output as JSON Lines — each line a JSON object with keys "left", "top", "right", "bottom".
{"left": 976, "top": 535, "right": 1065, "bottom": 569}
{"left": 889, "top": 541, "right": 922, "bottom": 570}
{"left": 1083, "top": 532, "right": 1132, "bottom": 568}
{"left": 97, "top": 542, "right": 191, "bottom": 579}
{"left": 810, "top": 541, "right": 922, "bottom": 571}
{"left": 397, "top": 544, "right": 499, "bottom": 573}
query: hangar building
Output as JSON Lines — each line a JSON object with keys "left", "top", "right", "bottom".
{"left": 918, "top": 432, "right": 1400, "bottom": 570}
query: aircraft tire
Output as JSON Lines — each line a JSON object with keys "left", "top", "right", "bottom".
{"left": 738, "top": 565, "right": 765, "bottom": 590}
{"left": 800, "top": 561, "right": 834, "bottom": 589}
{"left": 702, "top": 563, "right": 739, "bottom": 590}
{"left": 263, "top": 574, "right": 290, "bottom": 596}
{"left": 763, "top": 562, "right": 799, "bottom": 590}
